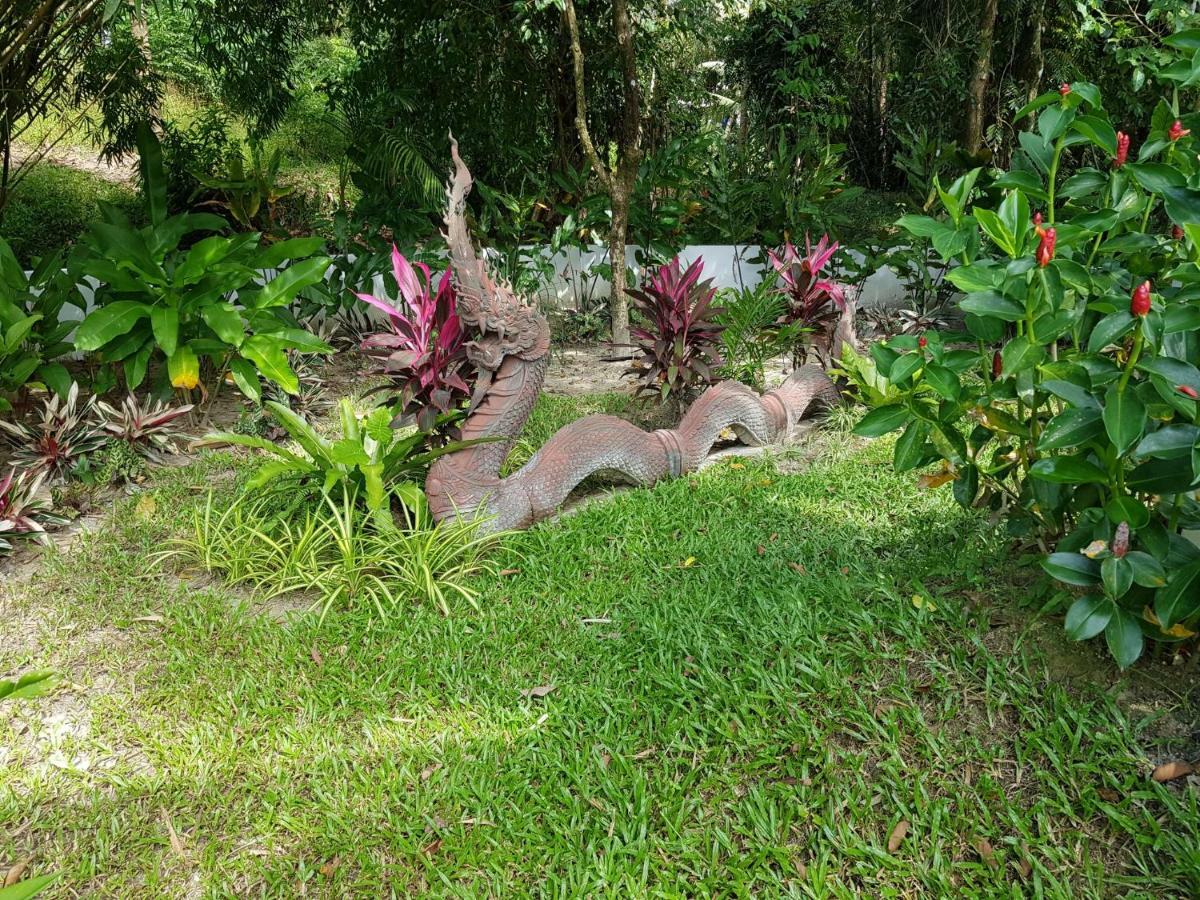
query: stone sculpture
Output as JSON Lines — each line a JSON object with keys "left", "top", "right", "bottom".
{"left": 425, "top": 142, "right": 839, "bottom": 532}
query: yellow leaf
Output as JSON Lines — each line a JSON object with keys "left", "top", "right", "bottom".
{"left": 1082, "top": 540, "right": 1108, "bottom": 559}
{"left": 911, "top": 594, "right": 937, "bottom": 612}
{"left": 681, "top": 556, "right": 697, "bottom": 568}
{"left": 729, "top": 462, "right": 745, "bottom": 470}
{"left": 917, "top": 471, "right": 955, "bottom": 490}
{"left": 168, "top": 346, "right": 200, "bottom": 390}
{"left": 135, "top": 495, "right": 157, "bottom": 519}
{"left": 1142, "top": 606, "right": 1197, "bottom": 638}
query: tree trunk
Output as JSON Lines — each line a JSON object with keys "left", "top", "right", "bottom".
{"left": 563, "top": 0, "right": 641, "bottom": 349}
{"left": 1016, "top": 0, "right": 1046, "bottom": 121}
{"left": 964, "top": 0, "right": 999, "bottom": 155}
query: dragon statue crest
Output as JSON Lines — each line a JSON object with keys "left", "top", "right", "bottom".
{"left": 425, "top": 142, "right": 840, "bottom": 532}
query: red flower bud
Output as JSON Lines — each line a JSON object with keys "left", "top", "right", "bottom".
{"left": 1178, "top": 384, "right": 1198, "bottom": 400}
{"left": 1169, "top": 119, "right": 1191, "bottom": 142}
{"left": 1059, "top": 83, "right": 1071, "bottom": 96}
{"left": 1130, "top": 280, "right": 1152, "bottom": 317}
{"left": 1036, "top": 227, "right": 1056, "bottom": 267}
{"left": 1114, "top": 131, "right": 1130, "bottom": 167}
{"left": 992, "top": 350, "right": 1003, "bottom": 379}
{"left": 1112, "top": 522, "right": 1130, "bottom": 559}
{"left": 1173, "top": 224, "right": 1185, "bottom": 241}
{"left": 918, "top": 335, "right": 928, "bottom": 349}
{"left": 1033, "top": 211, "right": 1043, "bottom": 226}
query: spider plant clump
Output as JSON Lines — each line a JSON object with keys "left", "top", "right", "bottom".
{"left": 626, "top": 256, "right": 725, "bottom": 402}
{"left": 96, "top": 394, "right": 194, "bottom": 461}
{"left": 0, "top": 467, "right": 66, "bottom": 555}
{"left": 0, "top": 383, "right": 106, "bottom": 480}
{"left": 357, "top": 246, "right": 472, "bottom": 434}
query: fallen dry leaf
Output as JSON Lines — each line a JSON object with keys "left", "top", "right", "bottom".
{"left": 917, "top": 471, "right": 955, "bottom": 490}
{"left": 1016, "top": 843, "right": 1033, "bottom": 879}
{"left": 520, "top": 684, "right": 556, "bottom": 699}
{"left": 4, "top": 858, "right": 31, "bottom": 887}
{"left": 1097, "top": 787, "right": 1119, "bottom": 803}
{"left": 419, "top": 762, "right": 441, "bottom": 782}
{"left": 788, "top": 562, "right": 806, "bottom": 575}
{"left": 130, "top": 615, "right": 164, "bottom": 624}
{"left": 580, "top": 617, "right": 611, "bottom": 625}
{"left": 421, "top": 838, "right": 442, "bottom": 855}
{"left": 160, "top": 809, "right": 185, "bottom": 858}
{"left": 1151, "top": 760, "right": 1195, "bottom": 783}
{"left": 310, "top": 646, "right": 324, "bottom": 667}
{"left": 633, "top": 747, "right": 656, "bottom": 760}
{"left": 887, "top": 820, "right": 909, "bottom": 853}
{"left": 973, "top": 838, "right": 998, "bottom": 869}
{"left": 319, "top": 857, "right": 340, "bottom": 878}
{"left": 756, "top": 544, "right": 766, "bottom": 556}
{"left": 498, "top": 568, "right": 521, "bottom": 576}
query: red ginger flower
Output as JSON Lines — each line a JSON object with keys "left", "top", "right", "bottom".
{"left": 918, "top": 335, "right": 928, "bottom": 349}
{"left": 1178, "top": 384, "right": 1199, "bottom": 400}
{"left": 1036, "top": 227, "right": 1056, "bottom": 267}
{"left": 1059, "top": 83, "right": 1071, "bottom": 96}
{"left": 1112, "top": 522, "right": 1130, "bottom": 559}
{"left": 992, "top": 351, "right": 1003, "bottom": 379}
{"left": 1169, "top": 119, "right": 1190, "bottom": 141}
{"left": 1173, "top": 224, "right": 1185, "bottom": 241}
{"left": 1130, "top": 281, "right": 1152, "bottom": 317}
{"left": 1114, "top": 131, "right": 1129, "bottom": 167}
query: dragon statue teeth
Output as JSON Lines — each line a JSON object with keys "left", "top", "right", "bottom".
{"left": 426, "top": 141, "right": 841, "bottom": 533}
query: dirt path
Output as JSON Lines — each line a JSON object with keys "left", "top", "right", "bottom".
{"left": 9, "top": 142, "right": 136, "bottom": 186}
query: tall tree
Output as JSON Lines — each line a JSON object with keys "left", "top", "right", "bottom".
{"left": 564, "top": 0, "right": 642, "bottom": 348}
{"left": 964, "top": 0, "right": 999, "bottom": 154}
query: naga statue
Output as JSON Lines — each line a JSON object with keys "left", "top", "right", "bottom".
{"left": 425, "top": 142, "right": 841, "bottom": 533}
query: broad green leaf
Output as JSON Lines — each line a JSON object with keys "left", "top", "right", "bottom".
{"left": 1103, "top": 385, "right": 1145, "bottom": 455}
{"left": 893, "top": 420, "right": 928, "bottom": 472}
{"left": 922, "top": 364, "right": 960, "bottom": 401}
{"left": 1038, "top": 408, "right": 1103, "bottom": 450}
{"left": 1030, "top": 455, "right": 1110, "bottom": 484}
{"left": 1155, "top": 560, "right": 1200, "bottom": 628}
{"left": 150, "top": 306, "right": 179, "bottom": 357}
{"left": 1087, "top": 311, "right": 1134, "bottom": 352}
{"left": 1064, "top": 595, "right": 1111, "bottom": 639}
{"left": 975, "top": 208, "right": 1017, "bottom": 257}
{"left": 74, "top": 302, "right": 150, "bottom": 352}
{"left": 1105, "top": 609, "right": 1144, "bottom": 669}
{"left": 1001, "top": 335, "right": 1045, "bottom": 373}
{"left": 201, "top": 303, "right": 245, "bottom": 347}
{"left": 1073, "top": 115, "right": 1118, "bottom": 155}
{"left": 1044, "top": 553, "right": 1101, "bottom": 587}
{"left": 1162, "top": 185, "right": 1200, "bottom": 225}
{"left": 854, "top": 404, "right": 911, "bottom": 438}
{"left": 227, "top": 356, "right": 261, "bottom": 403}
{"left": 1125, "top": 162, "right": 1185, "bottom": 194}
{"left": 251, "top": 257, "right": 331, "bottom": 308}
{"left": 241, "top": 335, "right": 299, "bottom": 395}
{"left": 960, "top": 291, "right": 1024, "bottom": 321}
{"left": 1125, "top": 552, "right": 1166, "bottom": 588}
{"left": 1135, "top": 424, "right": 1198, "bottom": 459}
{"left": 1102, "top": 556, "right": 1133, "bottom": 598}
{"left": 1127, "top": 457, "right": 1199, "bottom": 493}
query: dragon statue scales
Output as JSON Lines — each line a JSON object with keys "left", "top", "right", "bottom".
{"left": 425, "top": 142, "right": 841, "bottom": 532}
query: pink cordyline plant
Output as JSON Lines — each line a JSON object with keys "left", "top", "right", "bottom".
{"left": 768, "top": 235, "right": 848, "bottom": 364}
{"left": 356, "top": 246, "right": 472, "bottom": 434}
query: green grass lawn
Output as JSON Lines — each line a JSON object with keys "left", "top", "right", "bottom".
{"left": 2, "top": 400, "right": 1198, "bottom": 897}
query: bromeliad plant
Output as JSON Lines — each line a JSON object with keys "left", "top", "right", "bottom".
{"left": 626, "top": 256, "right": 725, "bottom": 402}
{"left": 0, "top": 383, "right": 106, "bottom": 479}
{"left": 854, "top": 30, "right": 1200, "bottom": 667}
{"left": 357, "top": 247, "right": 472, "bottom": 434}
{"left": 73, "top": 126, "right": 332, "bottom": 402}
{"left": 96, "top": 394, "right": 193, "bottom": 461}
{"left": 0, "top": 467, "right": 65, "bottom": 555}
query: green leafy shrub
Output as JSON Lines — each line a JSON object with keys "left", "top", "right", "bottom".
{"left": 715, "top": 282, "right": 801, "bottom": 390}
{"left": 0, "top": 239, "right": 79, "bottom": 412}
{"left": 854, "top": 32, "right": 1200, "bottom": 667}
{"left": 73, "top": 126, "right": 332, "bottom": 400}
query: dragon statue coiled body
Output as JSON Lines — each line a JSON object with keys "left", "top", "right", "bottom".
{"left": 425, "top": 143, "right": 840, "bottom": 532}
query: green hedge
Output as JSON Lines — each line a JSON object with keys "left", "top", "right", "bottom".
{"left": 0, "top": 163, "right": 142, "bottom": 266}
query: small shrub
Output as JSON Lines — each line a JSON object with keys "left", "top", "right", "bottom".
{"left": 0, "top": 467, "right": 65, "bottom": 555}
{"left": 626, "top": 256, "right": 725, "bottom": 402}
{"left": 715, "top": 282, "right": 803, "bottom": 390}
{"left": 357, "top": 246, "right": 472, "bottom": 434}
{"left": 96, "top": 394, "right": 193, "bottom": 461}
{"left": 0, "top": 383, "right": 106, "bottom": 480}
{"left": 768, "top": 235, "right": 848, "bottom": 365}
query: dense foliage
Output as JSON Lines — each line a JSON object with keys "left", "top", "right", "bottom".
{"left": 853, "top": 30, "right": 1200, "bottom": 667}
